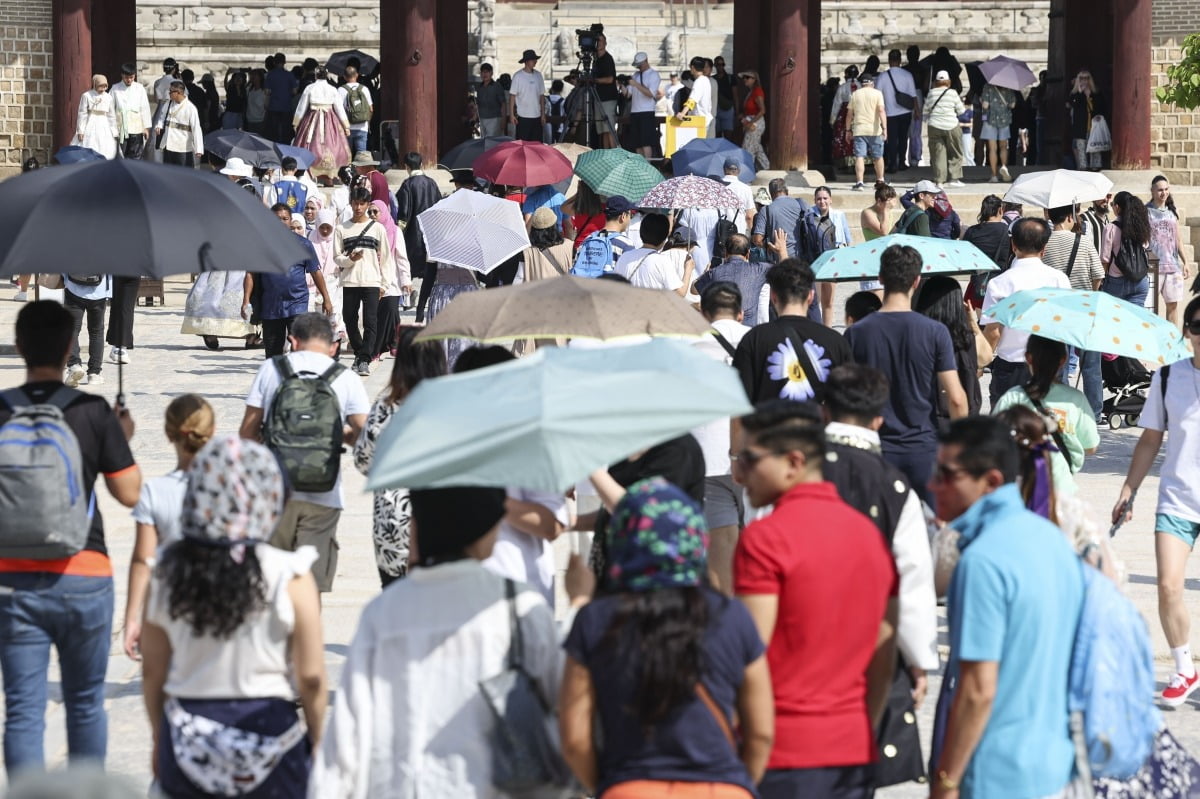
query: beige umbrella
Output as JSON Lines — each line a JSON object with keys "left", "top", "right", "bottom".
{"left": 413, "top": 276, "right": 711, "bottom": 343}
{"left": 550, "top": 143, "right": 591, "bottom": 197}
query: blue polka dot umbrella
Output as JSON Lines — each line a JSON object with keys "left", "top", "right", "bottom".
{"left": 811, "top": 233, "right": 998, "bottom": 282}
{"left": 985, "top": 288, "right": 1190, "bottom": 365}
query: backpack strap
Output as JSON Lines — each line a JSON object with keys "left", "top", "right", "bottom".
{"left": 43, "top": 385, "right": 84, "bottom": 412}
{"left": 0, "top": 387, "right": 30, "bottom": 411}
{"left": 713, "top": 330, "right": 737, "bottom": 358}
{"left": 319, "top": 361, "right": 347, "bottom": 383}
{"left": 273, "top": 354, "right": 297, "bottom": 380}
{"left": 1161, "top": 363, "right": 1171, "bottom": 428}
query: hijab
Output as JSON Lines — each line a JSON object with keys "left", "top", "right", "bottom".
{"left": 309, "top": 208, "right": 337, "bottom": 271}
{"left": 371, "top": 199, "right": 399, "bottom": 251}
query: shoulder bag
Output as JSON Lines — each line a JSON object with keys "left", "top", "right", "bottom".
{"left": 887, "top": 71, "right": 916, "bottom": 111}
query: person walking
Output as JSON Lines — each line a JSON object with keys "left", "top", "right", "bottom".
{"left": 879, "top": 50, "right": 916, "bottom": 174}
{"left": 845, "top": 244, "right": 968, "bottom": 503}
{"left": 560, "top": 476, "right": 774, "bottom": 798}
{"left": 336, "top": 187, "right": 392, "bottom": 376}
{"left": 396, "top": 152, "right": 444, "bottom": 323}
{"left": 924, "top": 70, "right": 966, "bottom": 188}
{"left": 750, "top": 178, "right": 808, "bottom": 259}
{"left": 475, "top": 63, "right": 507, "bottom": 137}
{"left": 338, "top": 65, "right": 373, "bottom": 156}
{"left": 798, "top": 186, "right": 851, "bottom": 326}
{"left": 139, "top": 435, "right": 326, "bottom": 797}
{"left": 292, "top": 67, "right": 352, "bottom": 179}
{"left": 845, "top": 73, "right": 887, "bottom": 191}
{"left": 1099, "top": 190, "right": 1152, "bottom": 309}
{"left": 510, "top": 49, "right": 547, "bottom": 143}
{"left": 694, "top": 234, "right": 772, "bottom": 327}
{"left": 1114, "top": 295, "right": 1200, "bottom": 707}
{"left": 979, "top": 218, "right": 1071, "bottom": 404}
{"left": 739, "top": 70, "right": 770, "bottom": 170}
{"left": 930, "top": 417, "right": 1084, "bottom": 799}
{"left": 122, "top": 394, "right": 214, "bottom": 661}
{"left": 354, "top": 327, "right": 447, "bottom": 587}
{"left": 222, "top": 68, "right": 248, "bottom": 129}
{"left": 153, "top": 80, "right": 203, "bottom": 167}
{"left": 1068, "top": 69, "right": 1106, "bottom": 171}
{"left": 238, "top": 313, "right": 370, "bottom": 595}
{"left": 914, "top": 275, "right": 991, "bottom": 418}
{"left": 980, "top": 80, "right": 1016, "bottom": 182}
{"left": 830, "top": 65, "right": 860, "bottom": 171}
{"left": 1147, "top": 175, "right": 1191, "bottom": 328}
{"left": 733, "top": 400, "right": 898, "bottom": 798}
{"left": 0, "top": 300, "right": 141, "bottom": 778}
{"left": 112, "top": 62, "right": 152, "bottom": 160}
{"left": 105, "top": 271, "right": 139, "bottom": 367}
{"left": 62, "top": 273, "right": 112, "bottom": 387}
{"left": 309, "top": 485, "right": 562, "bottom": 796}
{"left": 75, "top": 74, "right": 118, "bottom": 160}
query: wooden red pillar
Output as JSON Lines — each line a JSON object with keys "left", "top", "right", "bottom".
{"left": 381, "top": 0, "right": 439, "bottom": 161}
{"left": 807, "top": 0, "right": 821, "bottom": 165}
{"left": 53, "top": 0, "right": 92, "bottom": 150}
{"left": 1110, "top": 0, "right": 1151, "bottom": 169}
{"left": 768, "top": 0, "right": 809, "bottom": 170}
{"left": 733, "top": 0, "right": 766, "bottom": 92}
{"left": 437, "top": 0, "right": 468, "bottom": 160}
{"left": 91, "top": 0, "right": 136, "bottom": 84}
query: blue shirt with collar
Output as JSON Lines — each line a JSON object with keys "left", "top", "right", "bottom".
{"left": 947, "top": 483, "right": 1083, "bottom": 798}
{"left": 259, "top": 238, "right": 320, "bottom": 321}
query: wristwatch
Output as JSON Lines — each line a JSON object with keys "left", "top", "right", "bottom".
{"left": 937, "top": 770, "right": 960, "bottom": 790}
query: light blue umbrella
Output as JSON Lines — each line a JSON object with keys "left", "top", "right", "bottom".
{"left": 811, "top": 233, "right": 999, "bottom": 282}
{"left": 366, "top": 339, "right": 752, "bottom": 493}
{"left": 986, "top": 288, "right": 1189, "bottom": 365}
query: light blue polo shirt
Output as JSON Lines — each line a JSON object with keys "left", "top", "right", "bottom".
{"left": 947, "top": 484, "right": 1083, "bottom": 799}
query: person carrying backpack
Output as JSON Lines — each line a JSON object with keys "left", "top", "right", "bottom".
{"left": 0, "top": 300, "right": 141, "bottom": 777}
{"left": 571, "top": 195, "right": 636, "bottom": 278}
{"left": 337, "top": 65, "right": 373, "bottom": 156}
{"left": 891, "top": 180, "right": 937, "bottom": 237}
{"left": 238, "top": 312, "right": 369, "bottom": 595}
{"left": 1099, "top": 190, "right": 1152, "bottom": 309}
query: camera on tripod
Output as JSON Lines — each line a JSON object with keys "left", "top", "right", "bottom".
{"left": 575, "top": 23, "right": 604, "bottom": 59}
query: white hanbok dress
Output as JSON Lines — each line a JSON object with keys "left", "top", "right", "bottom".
{"left": 76, "top": 90, "right": 118, "bottom": 159}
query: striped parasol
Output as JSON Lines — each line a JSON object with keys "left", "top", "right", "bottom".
{"left": 417, "top": 190, "right": 530, "bottom": 274}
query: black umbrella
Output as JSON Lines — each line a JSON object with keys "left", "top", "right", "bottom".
{"left": 203, "top": 129, "right": 282, "bottom": 168}
{"left": 964, "top": 61, "right": 986, "bottom": 99}
{"left": 327, "top": 49, "right": 379, "bottom": 77}
{"left": 438, "top": 136, "right": 514, "bottom": 171}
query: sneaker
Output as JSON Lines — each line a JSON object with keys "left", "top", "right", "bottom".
{"left": 988, "top": 175, "right": 1000, "bottom": 183}
{"left": 999, "top": 165, "right": 1011, "bottom": 181}
{"left": 108, "top": 346, "right": 129, "bottom": 365}
{"left": 86, "top": 372, "right": 104, "bottom": 386}
{"left": 852, "top": 182, "right": 865, "bottom": 191}
{"left": 1162, "top": 671, "right": 1200, "bottom": 707}
{"left": 12, "top": 291, "right": 27, "bottom": 302}
{"left": 65, "top": 365, "right": 86, "bottom": 387}
{"left": 946, "top": 180, "right": 966, "bottom": 187}
{"left": 354, "top": 361, "right": 370, "bottom": 377}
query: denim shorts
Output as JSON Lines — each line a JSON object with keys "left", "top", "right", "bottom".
{"left": 853, "top": 135, "right": 884, "bottom": 159}
{"left": 1157, "top": 513, "right": 1200, "bottom": 549}
{"left": 980, "top": 123, "right": 1011, "bottom": 141}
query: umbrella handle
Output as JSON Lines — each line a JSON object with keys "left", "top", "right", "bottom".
{"left": 116, "top": 359, "right": 125, "bottom": 409}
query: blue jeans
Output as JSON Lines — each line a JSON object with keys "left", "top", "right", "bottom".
{"left": 1061, "top": 347, "right": 1104, "bottom": 421}
{"left": 0, "top": 573, "right": 114, "bottom": 776}
{"left": 348, "top": 129, "right": 368, "bottom": 156}
{"left": 1101, "top": 274, "right": 1149, "bottom": 309}
{"left": 988, "top": 357, "right": 1031, "bottom": 407}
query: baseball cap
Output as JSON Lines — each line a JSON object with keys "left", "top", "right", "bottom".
{"left": 859, "top": 73, "right": 875, "bottom": 84}
{"left": 723, "top": 157, "right": 742, "bottom": 171}
{"left": 530, "top": 206, "right": 558, "bottom": 229}
{"left": 632, "top": 52, "right": 649, "bottom": 66}
{"left": 935, "top": 69, "right": 950, "bottom": 82}
{"left": 914, "top": 179, "right": 940, "bottom": 195}
{"left": 605, "top": 195, "right": 636, "bottom": 215}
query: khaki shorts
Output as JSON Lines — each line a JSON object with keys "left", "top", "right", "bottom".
{"left": 596, "top": 100, "right": 619, "bottom": 135}
{"left": 270, "top": 499, "right": 341, "bottom": 592}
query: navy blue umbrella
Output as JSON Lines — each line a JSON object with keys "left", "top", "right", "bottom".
{"left": 203, "top": 129, "right": 282, "bottom": 168}
{"left": 53, "top": 145, "right": 105, "bottom": 165}
{"left": 277, "top": 144, "right": 316, "bottom": 170}
{"left": 439, "top": 136, "right": 514, "bottom": 171}
{"left": 671, "top": 138, "right": 755, "bottom": 184}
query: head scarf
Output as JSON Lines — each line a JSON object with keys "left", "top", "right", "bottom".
{"left": 91, "top": 74, "right": 108, "bottom": 91}
{"left": 411, "top": 486, "right": 507, "bottom": 567}
{"left": 180, "top": 435, "right": 285, "bottom": 563}
{"left": 370, "top": 199, "right": 399, "bottom": 251}
{"left": 606, "top": 477, "right": 709, "bottom": 592}
{"left": 305, "top": 194, "right": 325, "bottom": 215}
{"left": 309, "top": 208, "right": 337, "bottom": 273}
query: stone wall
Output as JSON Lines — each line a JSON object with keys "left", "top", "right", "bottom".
{"left": 1150, "top": 1, "right": 1200, "bottom": 185}
{"left": 0, "top": 0, "right": 52, "bottom": 175}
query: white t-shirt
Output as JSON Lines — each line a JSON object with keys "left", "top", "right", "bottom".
{"left": 510, "top": 69, "right": 546, "bottom": 118}
{"left": 978, "top": 257, "right": 1071, "bottom": 363}
{"left": 691, "top": 318, "right": 750, "bottom": 476}
{"left": 132, "top": 470, "right": 188, "bottom": 545}
{"left": 690, "top": 74, "right": 714, "bottom": 118}
{"left": 626, "top": 251, "right": 682, "bottom": 291}
{"left": 483, "top": 487, "right": 572, "bottom": 607}
{"left": 1140, "top": 360, "right": 1200, "bottom": 523}
{"left": 629, "top": 67, "right": 661, "bottom": 114}
{"left": 679, "top": 206, "right": 720, "bottom": 270}
{"left": 615, "top": 246, "right": 656, "bottom": 277}
{"left": 337, "top": 82, "right": 373, "bottom": 133}
{"left": 245, "top": 350, "right": 371, "bottom": 509}
{"left": 721, "top": 176, "right": 756, "bottom": 235}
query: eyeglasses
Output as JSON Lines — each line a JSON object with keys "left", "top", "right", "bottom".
{"left": 932, "top": 463, "right": 972, "bottom": 484}
{"left": 1186, "top": 319, "right": 1200, "bottom": 335}
{"left": 729, "top": 448, "right": 779, "bottom": 469}
{"left": 169, "top": 89, "right": 183, "bottom": 95}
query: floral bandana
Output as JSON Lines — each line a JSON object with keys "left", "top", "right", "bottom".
{"left": 605, "top": 477, "right": 709, "bottom": 592}
{"left": 180, "top": 435, "right": 285, "bottom": 563}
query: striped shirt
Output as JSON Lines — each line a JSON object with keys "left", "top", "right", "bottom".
{"left": 1042, "top": 229, "right": 1104, "bottom": 291}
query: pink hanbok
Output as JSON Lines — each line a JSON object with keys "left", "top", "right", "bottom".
{"left": 292, "top": 80, "right": 351, "bottom": 178}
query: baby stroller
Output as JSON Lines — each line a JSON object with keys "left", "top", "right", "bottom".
{"left": 1101, "top": 354, "right": 1152, "bottom": 430}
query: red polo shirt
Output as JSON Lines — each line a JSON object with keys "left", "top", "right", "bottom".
{"left": 734, "top": 481, "right": 898, "bottom": 770}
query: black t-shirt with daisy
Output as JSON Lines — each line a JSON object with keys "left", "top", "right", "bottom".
{"left": 733, "top": 315, "right": 854, "bottom": 405}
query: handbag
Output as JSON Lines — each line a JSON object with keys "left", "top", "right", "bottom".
{"left": 1086, "top": 116, "right": 1112, "bottom": 153}
{"left": 887, "top": 71, "right": 916, "bottom": 111}
{"left": 875, "top": 660, "right": 926, "bottom": 787}
{"left": 37, "top": 274, "right": 63, "bottom": 290}
{"left": 478, "top": 580, "right": 575, "bottom": 799}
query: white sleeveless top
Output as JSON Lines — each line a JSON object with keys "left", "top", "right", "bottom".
{"left": 147, "top": 543, "right": 317, "bottom": 699}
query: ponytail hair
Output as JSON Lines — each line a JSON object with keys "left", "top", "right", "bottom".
{"left": 164, "top": 394, "right": 216, "bottom": 454}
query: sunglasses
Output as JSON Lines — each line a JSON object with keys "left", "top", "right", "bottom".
{"left": 1186, "top": 319, "right": 1200, "bottom": 335}
{"left": 730, "top": 448, "right": 779, "bottom": 469}
{"left": 932, "top": 463, "right": 972, "bottom": 484}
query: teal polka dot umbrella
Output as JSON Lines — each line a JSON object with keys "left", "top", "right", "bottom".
{"left": 986, "top": 288, "right": 1190, "bottom": 365}
{"left": 810, "top": 234, "right": 998, "bottom": 282}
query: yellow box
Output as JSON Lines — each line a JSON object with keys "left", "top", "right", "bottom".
{"left": 664, "top": 114, "right": 708, "bottom": 157}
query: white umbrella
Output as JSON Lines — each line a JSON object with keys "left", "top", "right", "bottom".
{"left": 1003, "top": 169, "right": 1113, "bottom": 209}
{"left": 418, "top": 190, "right": 531, "bottom": 274}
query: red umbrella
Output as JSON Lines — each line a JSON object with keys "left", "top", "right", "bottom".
{"left": 471, "top": 141, "right": 574, "bottom": 187}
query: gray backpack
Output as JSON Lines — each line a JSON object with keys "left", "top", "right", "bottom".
{"left": 0, "top": 387, "right": 93, "bottom": 558}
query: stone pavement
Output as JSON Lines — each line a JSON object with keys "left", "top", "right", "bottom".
{"left": 0, "top": 275, "right": 1197, "bottom": 795}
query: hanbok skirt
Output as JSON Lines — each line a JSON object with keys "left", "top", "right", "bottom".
{"left": 293, "top": 106, "right": 350, "bottom": 178}
{"left": 425, "top": 267, "right": 479, "bottom": 370}
{"left": 832, "top": 104, "right": 853, "bottom": 160}
{"left": 81, "top": 118, "right": 117, "bottom": 160}
{"left": 181, "top": 271, "right": 253, "bottom": 338}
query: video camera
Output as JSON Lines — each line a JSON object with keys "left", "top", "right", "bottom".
{"left": 576, "top": 23, "right": 604, "bottom": 56}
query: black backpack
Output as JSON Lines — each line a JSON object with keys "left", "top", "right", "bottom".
{"left": 1112, "top": 221, "right": 1150, "bottom": 283}
{"left": 262, "top": 356, "right": 347, "bottom": 493}
{"left": 711, "top": 212, "right": 739, "bottom": 264}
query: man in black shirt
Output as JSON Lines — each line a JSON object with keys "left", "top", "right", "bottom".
{"left": 592, "top": 33, "right": 619, "bottom": 149}
{"left": 733, "top": 258, "right": 853, "bottom": 408}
